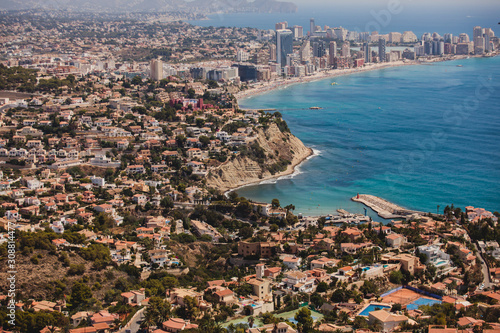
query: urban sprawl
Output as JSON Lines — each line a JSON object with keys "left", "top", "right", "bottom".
{"left": 0, "top": 11, "right": 499, "bottom": 333}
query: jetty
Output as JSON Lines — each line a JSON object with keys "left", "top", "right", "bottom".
{"left": 351, "top": 194, "right": 423, "bottom": 219}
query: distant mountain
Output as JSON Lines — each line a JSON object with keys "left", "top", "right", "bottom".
{"left": 0, "top": 0, "right": 298, "bottom": 14}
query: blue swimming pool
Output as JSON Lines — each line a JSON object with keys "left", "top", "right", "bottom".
{"left": 406, "top": 297, "right": 441, "bottom": 310}
{"left": 359, "top": 304, "right": 391, "bottom": 316}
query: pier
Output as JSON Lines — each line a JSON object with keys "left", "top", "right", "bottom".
{"left": 351, "top": 194, "right": 423, "bottom": 219}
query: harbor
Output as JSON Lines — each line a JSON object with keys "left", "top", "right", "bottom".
{"left": 351, "top": 194, "right": 424, "bottom": 219}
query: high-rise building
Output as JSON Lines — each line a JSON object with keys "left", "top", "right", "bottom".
{"left": 363, "top": 43, "right": 372, "bottom": 63}
{"left": 342, "top": 42, "right": 350, "bottom": 57}
{"left": 484, "top": 34, "right": 491, "bottom": 52}
{"left": 269, "top": 44, "right": 276, "bottom": 62}
{"left": 299, "top": 40, "right": 311, "bottom": 63}
{"left": 310, "top": 18, "right": 315, "bottom": 35}
{"left": 275, "top": 22, "right": 288, "bottom": 30}
{"left": 334, "top": 27, "right": 347, "bottom": 41}
{"left": 292, "top": 25, "right": 303, "bottom": 39}
{"left": 389, "top": 32, "right": 402, "bottom": 43}
{"left": 459, "top": 33, "right": 470, "bottom": 43}
{"left": 313, "top": 41, "right": 326, "bottom": 58}
{"left": 424, "top": 41, "right": 432, "bottom": 55}
{"left": 237, "top": 50, "right": 249, "bottom": 62}
{"left": 474, "top": 36, "right": 485, "bottom": 54}
{"left": 378, "top": 38, "right": 386, "bottom": 62}
{"left": 329, "top": 41, "right": 337, "bottom": 65}
{"left": 473, "top": 26, "right": 484, "bottom": 39}
{"left": 402, "top": 31, "right": 418, "bottom": 43}
{"left": 150, "top": 59, "right": 163, "bottom": 81}
{"left": 444, "top": 33, "right": 453, "bottom": 43}
{"left": 276, "top": 29, "right": 293, "bottom": 67}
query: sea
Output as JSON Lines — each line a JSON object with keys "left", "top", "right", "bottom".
{"left": 187, "top": 3, "right": 500, "bottom": 37}
{"left": 235, "top": 56, "right": 500, "bottom": 221}
{"left": 186, "top": 5, "right": 500, "bottom": 221}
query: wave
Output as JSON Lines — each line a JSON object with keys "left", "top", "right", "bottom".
{"left": 259, "top": 179, "right": 278, "bottom": 184}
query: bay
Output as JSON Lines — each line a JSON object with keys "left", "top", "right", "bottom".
{"left": 237, "top": 57, "right": 500, "bottom": 221}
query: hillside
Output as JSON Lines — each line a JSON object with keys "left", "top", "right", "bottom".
{"left": 207, "top": 122, "right": 312, "bottom": 192}
{"left": 0, "top": 249, "right": 129, "bottom": 301}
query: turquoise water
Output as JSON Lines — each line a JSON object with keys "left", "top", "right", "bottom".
{"left": 238, "top": 57, "right": 500, "bottom": 219}
{"left": 359, "top": 304, "right": 392, "bottom": 316}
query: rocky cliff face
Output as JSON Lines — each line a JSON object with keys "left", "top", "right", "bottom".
{"left": 207, "top": 123, "right": 312, "bottom": 192}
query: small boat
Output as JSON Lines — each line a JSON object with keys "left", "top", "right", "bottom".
{"left": 331, "top": 82, "right": 338, "bottom": 85}
{"left": 456, "top": 65, "right": 463, "bottom": 67}
{"left": 309, "top": 106, "right": 322, "bottom": 110}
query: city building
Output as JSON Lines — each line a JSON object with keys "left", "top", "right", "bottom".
{"left": 150, "top": 59, "right": 163, "bottom": 81}
{"left": 276, "top": 29, "right": 293, "bottom": 68}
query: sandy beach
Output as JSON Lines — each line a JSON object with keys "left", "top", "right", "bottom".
{"left": 235, "top": 53, "right": 499, "bottom": 103}
{"left": 235, "top": 60, "right": 417, "bottom": 102}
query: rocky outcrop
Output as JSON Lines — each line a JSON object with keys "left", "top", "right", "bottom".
{"left": 207, "top": 122, "right": 312, "bottom": 192}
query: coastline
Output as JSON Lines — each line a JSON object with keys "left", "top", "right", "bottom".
{"left": 224, "top": 146, "right": 318, "bottom": 197}
{"left": 235, "top": 60, "right": 417, "bottom": 102}
{"left": 235, "top": 53, "right": 498, "bottom": 103}
{"left": 229, "top": 52, "right": 500, "bottom": 209}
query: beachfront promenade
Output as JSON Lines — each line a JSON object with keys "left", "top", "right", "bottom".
{"left": 352, "top": 194, "right": 423, "bottom": 219}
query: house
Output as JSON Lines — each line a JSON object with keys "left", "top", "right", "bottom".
{"left": 162, "top": 318, "right": 198, "bottom": 333}
{"left": 126, "top": 165, "right": 146, "bottom": 174}
{"left": 310, "top": 257, "right": 340, "bottom": 270}
{"left": 5, "top": 210, "right": 19, "bottom": 221}
{"left": 214, "top": 289, "right": 236, "bottom": 306}
{"left": 190, "top": 219, "right": 222, "bottom": 242}
{"left": 93, "top": 204, "right": 114, "bottom": 214}
{"left": 341, "top": 227, "right": 363, "bottom": 241}
{"left": 283, "top": 256, "right": 302, "bottom": 270}
{"left": 368, "top": 310, "right": 408, "bottom": 333}
{"left": 149, "top": 249, "right": 170, "bottom": 267}
{"left": 238, "top": 241, "right": 273, "bottom": 258}
{"left": 121, "top": 289, "right": 146, "bottom": 305}
{"left": 264, "top": 266, "right": 282, "bottom": 279}
{"left": 71, "top": 312, "right": 92, "bottom": 327}
{"left": 132, "top": 194, "right": 147, "bottom": 206}
{"left": 247, "top": 277, "right": 272, "bottom": 300}
{"left": 282, "top": 271, "right": 315, "bottom": 293}
{"left": 386, "top": 233, "right": 406, "bottom": 248}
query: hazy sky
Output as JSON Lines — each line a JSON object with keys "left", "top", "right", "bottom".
{"left": 290, "top": 0, "right": 499, "bottom": 5}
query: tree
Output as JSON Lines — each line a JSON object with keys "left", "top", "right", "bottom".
{"left": 316, "top": 281, "right": 329, "bottom": 293}
{"left": 131, "top": 75, "right": 143, "bottom": 85}
{"left": 143, "top": 296, "right": 171, "bottom": 328}
{"left": 248, "top": 316, "right": 255, "bottom": 328}
{"left": 389, "top": 270, "right": 404, "bottom": 284}
{"left": 238, "top": 226, "right": 254, "bottom": 239}
{"left": 295, "top": 307, "right": 314, "bottom": 333}
{"left": 271, "top": 198, "right": 280, "bottom": 209}
{"left": 177, "top": 295, "right": 199, "bottom": 320}
{"left": 70, "top": 282, "right": 92, "bottom": 310}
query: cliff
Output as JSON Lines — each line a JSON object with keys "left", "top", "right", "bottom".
{"left": 207, "top": 122, "right": 312, "bottom": 192}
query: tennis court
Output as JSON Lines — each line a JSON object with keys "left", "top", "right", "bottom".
{"left": 406, "top": 297, "right": 442, "bottom": 310}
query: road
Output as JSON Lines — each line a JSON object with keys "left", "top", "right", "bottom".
{"left": 473, "top": 242, "right": 491, "bottom": 289}
{"left": 118, "top": 307, "right": 145, "bottom": 333}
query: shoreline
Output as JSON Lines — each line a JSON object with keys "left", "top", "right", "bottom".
{"left": 235, "top": 60, "right": 417, "bottom": 102}
{"left": 235, "top": 53, "right": 498, "bottom": 103}
{"left": 229, "top": 53, "right": 499, "bottom": 211}
{"left": 224, "top": 146, "right": 318, "bottom": 197}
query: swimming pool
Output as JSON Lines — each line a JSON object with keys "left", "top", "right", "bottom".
{"left": 359, "top": 304, "right": 391, "bottom": 316}
{"left": 406, "top": 297, "right": 441, "bottom": 310}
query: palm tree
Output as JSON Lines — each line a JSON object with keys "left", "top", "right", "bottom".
{"left": 248, "top": 316, "right": 255, "bottom": 328}
{"left": 371, "top": 319, "right": 383, "bottom": 332}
